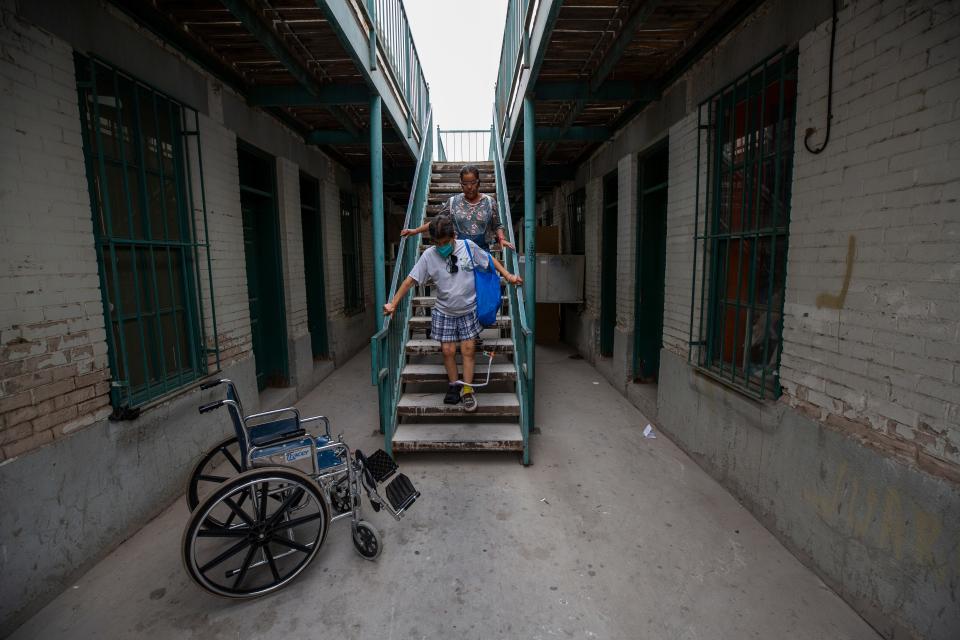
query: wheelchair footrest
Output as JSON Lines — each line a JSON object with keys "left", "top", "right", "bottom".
{"left": 384, "top": 473, "right": 419, "bottom": 513}
{"left": 364, "top": 449, "right": 399, "bottom": 483}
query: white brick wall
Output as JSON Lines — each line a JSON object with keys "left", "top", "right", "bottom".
{"left": 277, "top": 157, "right": 309, "bottom": 340}
{"left": 616, "top": 153, "right": 638, "bottom": 327}
{"left": 0, "top": 4, "right": 111, "bottom": 459}
{"left": 661, "top": 112, "right": 701, "bottom": 360}
{"left": 192, "top": 112, "right": 253, "bottom": 367}
{"left": 780, "top": 0, "right": 960, "bottom": 466}
{"left": 583, "top": 176, "right": 602, "bottom": 316}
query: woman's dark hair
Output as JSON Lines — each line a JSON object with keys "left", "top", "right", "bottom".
{"left": 459, "top": 165, "right": 480, "bottom": 183}
{"left": 428, "top": 214, "right": 456, "bottom": 241}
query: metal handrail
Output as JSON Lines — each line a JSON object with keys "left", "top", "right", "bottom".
{"left": 436, "top": 128, "right": 492, "bottom": 162}
{"left": 371, "top": 107, "right": 433, "bottom": 450}
{"left": 491, "top": 105, "right": 533, "bottom": 465}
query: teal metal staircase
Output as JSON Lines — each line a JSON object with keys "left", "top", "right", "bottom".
{"left": 371, "top": 126, "right": 533, "bottom": 464}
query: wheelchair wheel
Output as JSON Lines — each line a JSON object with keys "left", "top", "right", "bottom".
{"left": 352, "top": 520, "right": 382, "bottom": 560}
{"left": 186, "top": 436, "right": 243, "bottom": 519}
{"left": 182, "top": 467, "right": 328, "bottom": 598}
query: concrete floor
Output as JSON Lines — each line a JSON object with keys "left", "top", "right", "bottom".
{"left": 12, "top": 345, "right": 881, "bottom": 640}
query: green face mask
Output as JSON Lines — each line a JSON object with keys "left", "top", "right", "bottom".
{"left": 436, "top": 242, "right": 455, "bottom": 258}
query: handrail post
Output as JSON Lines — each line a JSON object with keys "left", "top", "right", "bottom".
{"left": 371, "top": 94, "right": 385, "bottom": 329}
{"left": 367, "top": 0, "right": 377, "bottom": 71}
{"left": 523, "top": 94, "right": 536, "bottom": 432}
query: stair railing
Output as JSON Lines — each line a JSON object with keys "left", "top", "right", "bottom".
{"left": 490, "top": 107, "right": 533, "bottom": 465}
{"left": 371, "top": 108, "right": 433, "bottom": 453}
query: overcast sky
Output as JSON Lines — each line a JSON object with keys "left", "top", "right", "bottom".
{"left": 404, "top": 0, "right": 508, "bottom": 131}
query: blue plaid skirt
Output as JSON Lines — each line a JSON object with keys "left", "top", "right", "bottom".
{"left": 431, "top": 309, "right": 482, "bottom": 343}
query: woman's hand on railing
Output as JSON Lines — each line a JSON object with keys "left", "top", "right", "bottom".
{"left": 400, "top": 228, "right": 419, "bottom": 238}
{"left": 505, "top": 273, "right": 523, "bottom": 286}
{"left": 498, "top": 238, "right": 516, "bottom": 250}
{"left": 383, "top": 301, "right": 396, "bottom": 317}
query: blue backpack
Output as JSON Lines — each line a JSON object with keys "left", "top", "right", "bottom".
{"left": 463, "top": 240, "right": 500, "bottom": 327}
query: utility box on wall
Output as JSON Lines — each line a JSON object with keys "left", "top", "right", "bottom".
{"left": 519, "top": 255, "right": 585, "bottom": 304}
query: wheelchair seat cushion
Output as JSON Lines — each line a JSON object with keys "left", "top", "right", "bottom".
{"left": 249, "top": 417, "right": 304, "bottom": 447}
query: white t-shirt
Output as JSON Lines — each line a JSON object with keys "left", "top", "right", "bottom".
{"left": 408, "top": 239, "right": 490, "bottom": 317}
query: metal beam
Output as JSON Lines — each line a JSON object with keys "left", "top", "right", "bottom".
{"left": 523, "top": 95, "right": 537, "bottom": 433}
{"left": 371, "top": 95, "right": 385, "bottom": 330}
{"left": 536, "top": 126, "right": 611, "bottom": 141}
{"left": 307, "top": 129, "right": 400, "bottom": 145}
{"left": 536, "top": 80, "right": 658, "bottom": 102}
{"left": 220, "top": 0, "right": 359, "bottom": 137}
{"left": 247, "top": 84, "right": 369, "bottom": 107}
{"left": 590, "top": 0, "right": 663, "bottom": 93}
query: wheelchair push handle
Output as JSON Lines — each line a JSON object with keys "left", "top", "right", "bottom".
{"left": 198, "top": 400, "right": 224, "bottom": 414}
{"left": 200, "top": 379, "right": 225, "bottom": 390}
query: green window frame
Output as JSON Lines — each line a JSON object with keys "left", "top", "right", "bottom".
{"left": 567, "top": 188, "right": 586, "bottom": 255}
{"left": 689, "top": 49, "right": 798, "bottom": 399}
{"left": 75, "top": 54, "right": 211, "bottom": 409}
{"left": 340, "top": 190, "right": 364, "bottom": 315}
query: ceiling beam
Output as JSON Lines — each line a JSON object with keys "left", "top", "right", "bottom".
{"left": 536, "top": 80, "right": 658, "bottom": 102}
{"left": 589, "top": 0, "right": 664, "bottom": 93}
{"left": 248, "top": 84, "right": 370, "bottom": 107}
{"left": 308, "top": 129, "right": 401, "bottom": 145}
{"left": 220, "top": 0, "right": 360, "bottom": 138}
{"left": 536, "top": 126, "right": 611, "bottom": 142}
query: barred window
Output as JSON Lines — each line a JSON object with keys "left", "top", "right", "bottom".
{"left": 690, "top": 49, "right": 798, "bottom": 399}
{"left": 76, "top": 54, "right": 208, "bottom": 408}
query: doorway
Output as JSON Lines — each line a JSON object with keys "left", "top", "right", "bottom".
{"left": 633, "top": 142, "right": 669, "bottom": 381}
{"left": 600, "top": 170, "right": 618, "bottom": 357}
{"left": 238, "top": 143, "right": 288, "bottom": 391}
{"left": 300, "top": 173, "right": 329, "bottom": 359}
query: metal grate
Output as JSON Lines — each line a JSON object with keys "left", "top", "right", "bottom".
{"left": 690, "top": 49, "right": 798, "bottom": 399}
{"left": 76, "top": 54, "right": 215, "bottom": 409}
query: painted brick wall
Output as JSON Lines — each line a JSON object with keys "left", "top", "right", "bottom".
{"left": 780, "top": 0, "right": 960, "bottom": 468}
{"left": 661, "top": 112, "right": 701, "bottom": 360}
{"left": 583, "top": 176, "right": 602, "bottom": 316}
{"left": 0, "top": 5, "right": 111, "bottom": 460}
{"left": 192, "top": 110, "right": 253, "bottom": 368}
{"left": 277, "top": 157, "right": 309, "bottom": 340}
{"left": 616, "top": 154, "right": 638, "bottom": 327}
{"left": 321, "top": 169, "right": 346, "bottom": 316}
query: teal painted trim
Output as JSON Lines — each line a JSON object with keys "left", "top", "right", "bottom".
{"left": 535, "top": 80, "right": 658, "bottom": 102}
{"left": 590, "top": 1, "right": 663, "bottom": 92}
{"left": 523, "top": 96, "right": 536, "bottom": 436}
{"left": 370, "top": 95, "right": 385, "bottom": 331}
{"left": 535, "top": 126, "right": 611, "bottom": 141}
{"left": 247, "top": 84, "right": 369, "bottom": 106}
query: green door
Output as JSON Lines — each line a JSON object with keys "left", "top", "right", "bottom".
{"left": 600, "top": 170, "right": 618, "bottom": 357}
{"left": 300, "top": 174, "right": 328, "bottom": 358}
{"left": 239, "top": 144, "right": 288, "bottom": 391}
{"left": 633, "top": 143, "right": 669, "bottom": 381}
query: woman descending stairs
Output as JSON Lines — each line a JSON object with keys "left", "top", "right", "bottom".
{"left": 391, "top": 162, "right": 525, "bottom": 453}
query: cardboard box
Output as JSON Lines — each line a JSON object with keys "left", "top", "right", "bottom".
{"left": 535, "top": 303, "right": 561, "bottom": 345}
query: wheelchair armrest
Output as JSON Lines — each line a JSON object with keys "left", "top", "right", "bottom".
{"left": 250, "top": 429, "right": 306, "bottom": 448}
{"left": 300, "top": 415, "right": 331, "bottom": 439}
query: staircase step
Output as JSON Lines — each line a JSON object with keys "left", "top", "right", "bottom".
{"left": 411, "top": 295, "right": 508, "bottom": 308}
{"left": 408, "top": 315, "right": 510, "bottom": 330}
{"left": 397, "top": 392, "right": 520, "bottom": 416}
{"left": 401, "top": 363, "right": 516, "bottom": 382}
{"left": 431, "top": 172, "right": 494, "bottom": 182}
{"left": 392, "top": 422, "right": 523, "bottom": 452}
{"left": 405, "top": 338, "right": 514, "bottom": 354}
{"left": 430, "top": 183, "right": 497, "bottom": 193}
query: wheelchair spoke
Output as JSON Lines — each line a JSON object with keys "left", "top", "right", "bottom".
{"left": 221, "top": 447, "right": 242, "bottom": 473}
{"left": 198, "top": 538, "right": 251, "bottom": 574}
{"left": 223, "top": 487, "right": 252, "bottom": 528}
{"left": 232, "top": 543, "right": 259, "bottom": 590}
{"left": 268, "top": 510, "right": 323, "bottom": 534}
{"left": 222, "top": 496, "right": 255, "bottom": 528}
{"left": 268, "top": 536, "right": 312, "bottom": 554}
{"left": 197, "top": 526, "right": 250, "bottom": 538}
{"left": 257, "top": 481, "right": 270, "bottom": 522}
{"left": 263, "top": 545, "right": 281, "bottom": 582}
{"left": 267, "top": 487, "right": 305, "bottom": 527}
{"left": 198, "top": 474, "right": 228, "bottom": 483}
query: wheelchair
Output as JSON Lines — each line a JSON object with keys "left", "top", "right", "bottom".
{"left": 181, "top": 378, "right": 419, "bottom": 598}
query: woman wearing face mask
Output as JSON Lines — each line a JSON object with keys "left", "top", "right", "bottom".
{"left": 384, "top": 215, "right": 522, "bottom": 411}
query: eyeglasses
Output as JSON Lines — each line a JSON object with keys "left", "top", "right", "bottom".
{"left": 460, "top": 179, "right": 479, "bottom": 187}
{"left": 446, "top": 253, "right": 459, "bottom": 274}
